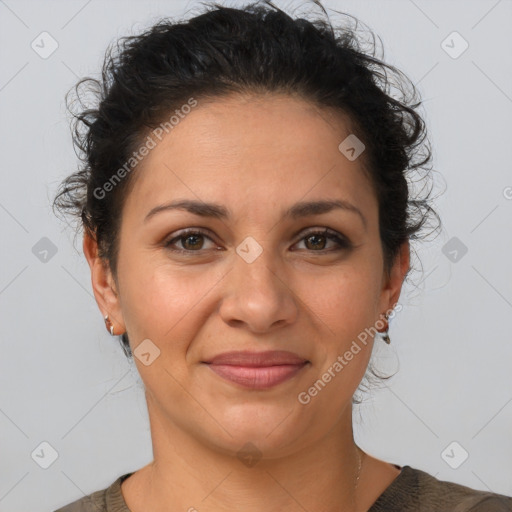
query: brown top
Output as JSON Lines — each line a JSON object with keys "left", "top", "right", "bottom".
{"left": 54, "top": 465, "right": 512, "bottom": 512}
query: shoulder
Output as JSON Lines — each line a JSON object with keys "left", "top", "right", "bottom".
{"left": 53, "top": 473, "right": 133, "bottom": 512}
{"left": 370, "top": 465, "right": 512, "bottom": 512}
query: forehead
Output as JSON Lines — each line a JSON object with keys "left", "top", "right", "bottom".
{"left": 123, "top": 93, "right": 376, "bottom": 223}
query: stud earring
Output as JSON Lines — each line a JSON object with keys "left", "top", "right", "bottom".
{"left": 379, "top": 313, "right": 391, "bottom": 344}
{"left": 104, "top": 314, "right": 115, "bottom": 336}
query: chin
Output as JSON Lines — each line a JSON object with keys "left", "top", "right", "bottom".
{"left": 202, "top": 404, "right": 311, "bottom": 459}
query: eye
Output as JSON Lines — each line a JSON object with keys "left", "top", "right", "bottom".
{"left": 164, "top": 228, "right": 216, "bottom": 252}
{"left": 292, "top": 228, "right": 352, "bottom": 252}
{"left": 164, "top": 227, "right": 352, "bottom": 254}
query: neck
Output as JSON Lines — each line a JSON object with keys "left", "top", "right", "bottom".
{"left": 130, "top": 397, "right": 365, "bottom": 512}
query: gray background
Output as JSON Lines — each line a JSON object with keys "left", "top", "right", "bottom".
{"left": 1, "top": 0, "right": 511, "bottom": 510}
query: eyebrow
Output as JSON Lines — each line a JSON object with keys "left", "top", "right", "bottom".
{"left": 144, "top": 198, "right": 367, "bottom": 230}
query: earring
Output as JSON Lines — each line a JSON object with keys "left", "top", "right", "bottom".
{"left": 379, "top": 313, "right": 391, "bottom": 344}
{"left": 104, "top": 314, "right": 115, "bottom": 336}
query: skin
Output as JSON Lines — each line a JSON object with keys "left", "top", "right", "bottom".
{"left": 84, "top": 93, "right": 410, "bottom": 512}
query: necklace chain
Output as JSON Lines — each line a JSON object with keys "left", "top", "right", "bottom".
{"left": 353, "top": 447, "right": 364, "bottom": 510}
{"left": 355, "top": 447, "right": 363, "bottom": 487}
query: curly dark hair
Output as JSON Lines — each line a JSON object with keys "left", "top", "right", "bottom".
{"left": 52, "top": 0, "right": 441, "bottom": 376}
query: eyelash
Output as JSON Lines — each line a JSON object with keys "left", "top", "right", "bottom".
{"left": 163, "top": 227, "right": 352, "bottom": 254}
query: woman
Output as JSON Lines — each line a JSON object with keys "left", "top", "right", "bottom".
{"left": 52, "top": 1, "right": 512, "bottom": 510}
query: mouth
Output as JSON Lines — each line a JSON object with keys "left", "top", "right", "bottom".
{"left": 203, "top": 350, "right": 309, "bottom": 366}
{"left": 204, "top": 362, "right": 309, "bottom": 389}
{"left": 202, "top": 350, "right": 310, "bottom": 390}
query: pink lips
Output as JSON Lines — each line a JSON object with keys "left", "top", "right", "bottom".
{"left": 203, "top": 350, "right": 309, "bottom": 390}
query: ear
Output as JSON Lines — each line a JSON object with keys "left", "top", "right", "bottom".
{"left": 379, "top": 240, "right": 410, "bottom": 313}
{"left": 83, "top": 232, "right": 126, "bottom": 335}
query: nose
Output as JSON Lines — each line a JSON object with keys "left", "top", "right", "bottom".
{"left": 218, "top": 243, "right": 299, "bottom": 334}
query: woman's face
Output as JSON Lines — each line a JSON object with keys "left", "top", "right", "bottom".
{"left": 87, "top": 93, "right": 408, "bottom": 458}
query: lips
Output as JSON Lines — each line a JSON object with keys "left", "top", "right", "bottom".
{"left": 202, "top": 350, "right": 309, "bottom": 389}
{"left": 203, "top": 350, "right": 308, "bottom": 366}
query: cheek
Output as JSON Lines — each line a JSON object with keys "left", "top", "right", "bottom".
{"left": 118, "top": 256, "right": 218, "bottom": 352}
{"left": 305, "top": 265, "right": 382, "bottom": 339}
{"left": 301, "top": 271, "right": 379, "bottom": 407}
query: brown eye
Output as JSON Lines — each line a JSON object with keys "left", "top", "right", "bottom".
{"left": 294, "top": 228, "right": 352, "bottom": 252}
{"left": 304, "top": 233, "right": 328, "bottom": 250}
{"left": 164, "top": 229, "right": 216, "bottom": 252}
{"left": 181, "top": 233, "right": 204, "bottom": 250}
